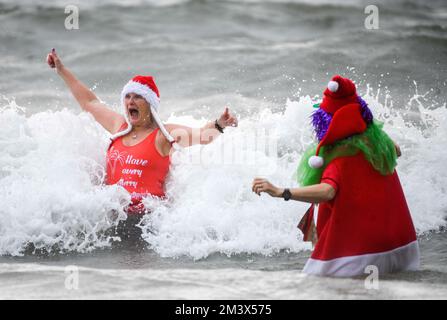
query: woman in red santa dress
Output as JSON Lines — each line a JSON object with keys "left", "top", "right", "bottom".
{"left": 252, "top": 75, "right": 419, "bottom": 277}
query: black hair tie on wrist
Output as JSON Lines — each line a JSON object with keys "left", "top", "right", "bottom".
{"left": 215, "top": 120, "right": 224, "bottom": 133}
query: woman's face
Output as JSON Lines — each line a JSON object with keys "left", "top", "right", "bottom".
{"left": 124, "top": 93, "right": 152, "bottom": 126}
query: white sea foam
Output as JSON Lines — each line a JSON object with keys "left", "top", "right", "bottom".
{"left": 140, "top": 90, "right": 447, "bottom": 259}
{"left": 0, "top": 100, "right": 129, "bottom": 256}
{"left": 0, "top": 89, "right": 445, "bottom": 257}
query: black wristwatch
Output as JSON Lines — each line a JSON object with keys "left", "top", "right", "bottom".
{"left": 215, "top": 120, "right": 224, "bottom": 133}
{"left": 282, "top": 188, "right": 291, "bottom": 201}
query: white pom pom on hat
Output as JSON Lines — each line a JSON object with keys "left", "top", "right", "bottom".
{"left": 308, "top": 155, "right": 324, "bottom": 169}
{"left": 327, "top": 80, "right": 339, "bottom": 92}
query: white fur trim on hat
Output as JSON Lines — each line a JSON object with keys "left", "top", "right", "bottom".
{"left": 120, "top": 80, "right": 160, "bottom": 111}
{"left": 308, "top": 156, "right": 324, "bottom": 169}
{"left": 327, "top": 80, "right": 339, "bottom": 92}
{"left": 150, "top": 106, "right": 175, "bottom": 143}
{"left": 109, "top": 120, "right": 132, "bottom": 141}
{"left": 110, "top": 80, "right": 175, "bottom": 144}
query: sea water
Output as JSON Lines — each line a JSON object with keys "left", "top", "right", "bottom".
{"left": 0, "top": 0, "right": 446, "bottom": 299}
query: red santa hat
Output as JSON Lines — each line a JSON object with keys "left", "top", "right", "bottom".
{"left": 308, "top": 75, "right": 367, "bottom": 169}
{"left": 320, "top": 75, "right": 359, "bottom": 114}
{"left": 110, "top": 75, "right": 175, "bottom": 143}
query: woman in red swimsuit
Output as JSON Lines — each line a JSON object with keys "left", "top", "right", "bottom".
{"left": 46, "top": 49, "right": 237, "bottom": 242}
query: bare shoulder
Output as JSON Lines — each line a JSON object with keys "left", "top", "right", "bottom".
{"left": 164, "top": 123, "right": 189, "bottom": 131}
{"left": 155, "top": 127, "right": 171, "bottom": 156}
{"left": 111, "top": 116, "right": 127, "bottom": 134}
{"left": 155, "top": 127, "right": 170, "bottom": 143}
{"left": 164, "top": 123, "right": 193, "bottom": 137}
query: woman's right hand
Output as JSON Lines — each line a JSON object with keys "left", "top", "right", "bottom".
{"left": 46, "top": 48, "right": 64, "bottom": 73}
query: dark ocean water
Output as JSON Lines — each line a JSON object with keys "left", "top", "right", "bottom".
{"left": 0, "top": 0, "right": 446, "bottom": 299}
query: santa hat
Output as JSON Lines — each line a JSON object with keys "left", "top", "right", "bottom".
{"left": 110, "top": 75, "right": 175, "bottom": 143}
{"left": 308, "top": 75, "right": 367, "bottom": 169}
{"left": 320, "top": 75, "right": 359, "bottom": 114}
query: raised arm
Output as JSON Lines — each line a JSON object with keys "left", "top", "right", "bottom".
{"left": 164, "top": 107, "right": 238, "bottom": 148}
{"left": 46, "top": 49, "right": 125, "bottom": 134}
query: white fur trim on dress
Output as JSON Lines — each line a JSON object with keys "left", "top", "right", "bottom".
{"left": 302, "top": 240, "right": 420, "bottom": 277}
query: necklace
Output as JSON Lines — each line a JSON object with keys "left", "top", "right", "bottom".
{"left": 131, "top": 126, "right": 154, "bottom": 140}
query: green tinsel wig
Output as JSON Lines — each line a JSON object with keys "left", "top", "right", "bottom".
{"left": 296, "top": 121, "right": 397, "bottom": 187}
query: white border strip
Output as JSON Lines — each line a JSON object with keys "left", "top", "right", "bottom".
{"left": 302, "top": 240, "right": 420, "bottom": 277}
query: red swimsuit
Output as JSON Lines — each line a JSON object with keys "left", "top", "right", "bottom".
{"left": 106, "top": 124, "right": 170, "bottom": 214}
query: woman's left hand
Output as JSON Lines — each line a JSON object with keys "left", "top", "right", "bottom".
{"left": 252, "top": 178, "right": 282, "bottom": 197}
{"left": 217, "top": 107, "right": 238, "bottom": 128}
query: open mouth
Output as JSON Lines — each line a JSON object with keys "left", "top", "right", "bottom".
{"left": 128, "top": 107, "right": 140, "bottom": 121}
